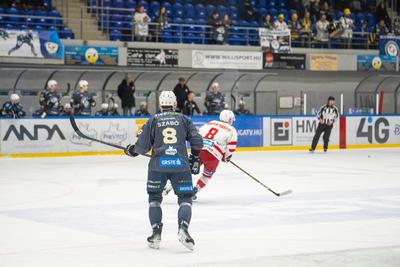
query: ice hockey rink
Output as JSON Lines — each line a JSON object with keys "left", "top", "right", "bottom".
{"left": 0, "top": 149, "right": 400, "bottom": 267}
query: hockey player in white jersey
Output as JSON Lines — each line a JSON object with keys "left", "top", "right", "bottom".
{"left": 163, "top": 110, "right": 238, "bottom": 200}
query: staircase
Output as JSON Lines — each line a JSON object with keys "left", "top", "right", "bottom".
{"left": 53, "top": 0, "right": 108, "bottom": 40}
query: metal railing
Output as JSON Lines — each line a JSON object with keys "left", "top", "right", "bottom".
{"left": 0, "top": 10, "right": 390, "bottom": 49}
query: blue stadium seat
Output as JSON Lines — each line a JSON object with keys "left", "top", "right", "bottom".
{"left": 367, "top": 13, "right": 375, "bottom": 26}
{"left": 268, "top": 0, "right": 277, "bottom": 9}
{"left": 217, "top": 5, "right": 226, "bottom": 16}
{"left": 102, "top": 0, "right": 112, "bottom": 7}
{"left": 356, "top": 13, "right": 366, "bottom": 25}
{"left": 184, "top": 3, "right": 195, "bottom": 18}
{"left": 228, "top": 0, "right": 237, "bottom": 6}
{"left": 110, "top": 29, "right": 122, "bottom": 41}
{"left": 259, "top": 0, "right": 267, "bottom": 8}
{"left": 228, "top": 6, "right": 238, "bottom": 16}
{"left": 4, "top": 23, "right": 14, "bottom": 29}
{"left": 114, "top": 0, "right": 124, "bottom": 9}
{"left": 278, "top": 0, "right": 287, "bottom": 8}
{"left": 175, "top": 8, "right": 184, "bottom": 18}
{"left": 162, "top": 2, "right": 172, "bottom": 15}
{"left": 206, "top": 4, "right": 215, "bottom": 16}
{"left": 150, "top": 1, "right": 160, "bottom": 15}
{"left": 126, "top": 0, "right": 136, "bottom": 9}
{"left": 196, "top": 4, "right": 206, "bottom": 19}
{"left": 269, "top": 8, "right": 278, "bottom": 19}
{"left": 6, "top": 7, "right": 21, "bottom": 23}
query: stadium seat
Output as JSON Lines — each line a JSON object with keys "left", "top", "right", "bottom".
{"left": 110, "top": 29, "right": 122, "bottom": 41}
{"left": 150, "top": 1, "right": 160, "bottom": 15}
{"left": 217, "top": 5, "right": 226, "bottom": 16}
{"left": 114, "top": 0, "right": 124, "bottom": 9}
{"left": 206, "top": 4, "right": 215, "bottom": 16}
{"left": 184, "top": 4, "right": 195, "bottom": 18}
{"left": 126, "top": 0, "right": 136, "bottom": 9}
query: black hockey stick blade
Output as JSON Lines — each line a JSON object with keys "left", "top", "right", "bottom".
{"left": 277, "top": 190, "right": 292, "bottom": 196}
{"left": 230, "top": 160, "right": 292, "bottom": 197}
{"left": 69, "top": 115, "right": 126, "bottom": 150}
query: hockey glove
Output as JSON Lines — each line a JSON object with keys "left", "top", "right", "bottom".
{"left": 189, "top": 154, "right": 201, "bottom": 175}
{"left": 124, "top": 144, "right": 139, "bottom": 157}
{"left": 222, "top": 154, "right": 232, "bottom": 163}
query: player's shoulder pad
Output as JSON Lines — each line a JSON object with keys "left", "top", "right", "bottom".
{"left": 4, "top": 102, "right": 12, "bottom": 108}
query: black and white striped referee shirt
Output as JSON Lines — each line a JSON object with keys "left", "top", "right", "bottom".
{"left": 317, "top": 104, "right": 339, "bottom": 124}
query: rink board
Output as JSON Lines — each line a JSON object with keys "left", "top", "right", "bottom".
{"left": 0, "top": 115, "right": 399, "bottom": 157}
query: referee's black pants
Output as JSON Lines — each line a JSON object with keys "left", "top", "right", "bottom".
{"left": 311, "top": 123, "right": 333, "bottom": 150}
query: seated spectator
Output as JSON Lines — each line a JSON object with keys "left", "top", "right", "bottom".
{"left": 205, "top": 82, "right": 225, "bottom": 115}
{"left": 134, "top": 4, "right": 151, "bottom": 42}
{"left": 0, "top": 94, "right": 25, "bottom": 118}
{"left": 183, "top": 91, "right": 201, "bottom": 116}
{"left": 135, "top": 102, "right": 150, "bottom": 116}
{"left": 274, "top": 14, "right": 288, "bottom": 31}
{"left": 156, "top": 6, "right": 168, "bottom": 42}
{"left": 62, "top": 103, "right": 73, "bottom": 116}
{"left": 393, "top": 18, "right": 400, "bottom": 36}
{"left": 262, "top": 14, "right": 273, "bottom": 30}
{"left": 300, "top": 11, "right": 313, "bottom": 47}
{"left": 376, "top": 19, "right": 390, "bottom": 37}
{"left": 234, "top": 99, "right": 251, "bottom": 115}
{"left": 316, "top": 14, "right": 330, "bottom": 48}
{"left": 95, "top": 103, "right": 109, "bottom": 116}
{"left": 339, "top": 8, "right": 354, "bottom": 49}
{"left": 375, "top": 0, "right": 390, "bottom": 28}
{"left": 288, "top": 13, "right": 302, "bottom": 43}
{"left": 107, "top": 103, "right": 119, "bottom": 116}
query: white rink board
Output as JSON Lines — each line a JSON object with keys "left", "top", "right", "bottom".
{"left": 346, "top": 116, "right": 400, "bottom": 145}
{"left": 0, "top": 118, "right": 137, "bottom": 154}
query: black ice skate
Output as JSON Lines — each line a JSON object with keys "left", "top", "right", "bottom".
{"left": 309, "top": 148, "right": 315, "bottom": 153}
{"left": 178, "top": 221, "right": 195, "bottom": 251}
{"left": 324, "top": 148, "right": 328, "bottom": 152}
{"left": 147, "top": 223, "right": 163, "bottom": 249}
{"left": 192, "top": 187, "right": 198, "bottom": 201}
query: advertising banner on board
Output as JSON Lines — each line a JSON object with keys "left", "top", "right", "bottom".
{"left": 64, "top": 45, "right": 118, "bottom": 65}
{"left": 0, "top": 29, "right": 63, "bottom": 59}
{"left": 192, "top": 50, "right": 262, "bottom": 70}
{"left": 357, "top": 55, "right": 397, "bottom": 71}
{"left": 127, "top": 48, "right": 178, "bottom": 67}
{"left": 263, "top": 53, "right": 306, "bottom": 70}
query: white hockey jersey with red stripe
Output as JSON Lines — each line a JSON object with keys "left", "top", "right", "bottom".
{"left": 198, "top": 120, "right": 238, "bottom": 161}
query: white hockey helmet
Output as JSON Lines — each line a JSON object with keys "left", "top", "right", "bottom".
{"left": 219, "top": 110, "right": 235, "bottom": 125}
{"left": 101, "top": 103, "right": 109, "bottom": 110}
{"left": 64, "top": 103, "right": 71, "bottom": 109}
{"left": 47, "top": 80, "right": 58, "bottom": 89}
{"left": 159, "top": 90, "right": 177, "bottom": 108}
{"left": 10, "top": 93, "right": 20, "bottom": 102}
{"left": 79, "top": 80, "right": 89, "bottom": 89}
{"left": 113, "top": 103, "right": 118, "bottom": 109}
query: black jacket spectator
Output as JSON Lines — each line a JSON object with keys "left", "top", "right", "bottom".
{"left": 173, "top": 78, "right": 190, "bottom": 112}
{"left": 375, "top": 1, "right": 390, "bottom": 26}
{"left": 183, "top": 92, "right": 201, "bottom": 116}
{"left": 117, "top": 76, "right": 135, "bottom": 113}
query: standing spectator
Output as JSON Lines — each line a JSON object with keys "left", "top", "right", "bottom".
{"left": 134, "top": 4, "right": 151, "bottom": 42}
{"left": 156, "top": 6, "right": 168, "bottom": 42}
{"left": 39, "top": 80, "right": 62, "bottom": 117}
{"left": 309, "top": 0, "right": 321, "bottom": 21}
{"left": 262, "top": 14, "right": 273, "bottom": 30}
{"left": 0, "top": 94, "right": 25, "bottom": 118}
{"left": 205, "top": 82, "right": 225, "bottom": 115}
{"left": 288, "top": 13, "right": 302, "bottom": 45}
{"left": 173, "top": 77, "right": 190, "bottom": 112}
{"left": 309, "top": 96, "right": 339, "bottom": 153}
{"left": 208, "top": 11, "right": 223, "bottom": 44}
{"left": 360, "top": 20, "right": 371, "bottom": 49}
{"left": 135, "top": 101, "right": 151, "bottom": 116}
{"left": 376, "top": 19, "right": 390, "bottom": 37}
{"left": 393, "top": 18, "right": 400, "bottom": 35}
{"left": 339, "top": 8, "right": 354, "bottom": 49}
{"left": 316, "top": 14, "right": 330, "bottom": 48}
{"left": 300, "top": 11, "right": 312, "bottom": 47}
{"left": 320, "top": 2, "right": 333, "bottom": 21}
{"left": 95, "top": 103, "right": 109, "bottom": 116}
{"left": 183, "top": 91, "right": 201, "bottom": 116}
{"left": 375, "top": 0, "right": 390, "bottom": 28}
{"left": 274, "top": 14, "right": 288, "bottom": 31}
{"left": 118, "top": 74, "right": 136, "bottom": 116}
{"left": 234, "top": 99, "right": 251, "bottom": 115}
{"left": 71, "top": 80, "right": 96, "bottom": 116}
{"left": 221, "top": 14, "right": 232, "bottom": 44}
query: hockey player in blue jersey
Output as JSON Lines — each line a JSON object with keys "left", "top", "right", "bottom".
{"left": 8, "top": 30, "right": 38, "bottom": 57}
{"left": 1, "top": 94, "right": 26, "bottom": 118}
{"left": 71, "top": 80, "right": 96, "bottom": 116}
{"left": 0, "top": 29, "right": 9, "bottom": 40}
{"left": 124, "top": 91, "right": 203, "bottom": 250}
{"left": 38, "top": 80, "right": 62, "bottom": 117}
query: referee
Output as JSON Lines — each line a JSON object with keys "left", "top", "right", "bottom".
{"left": 309, "top": 96, "right": 339, "bottom": 152}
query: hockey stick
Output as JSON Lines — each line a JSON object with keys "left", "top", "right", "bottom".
{"left": 69, "top": 115, "right": 151, "bottom": 158}
{"left": 230, "top": 160, "right": 292, "bottom": 197}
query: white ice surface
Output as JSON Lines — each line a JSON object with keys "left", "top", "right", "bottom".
{"left": 0, "top": 149, "right": 400, "bottom": 267}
